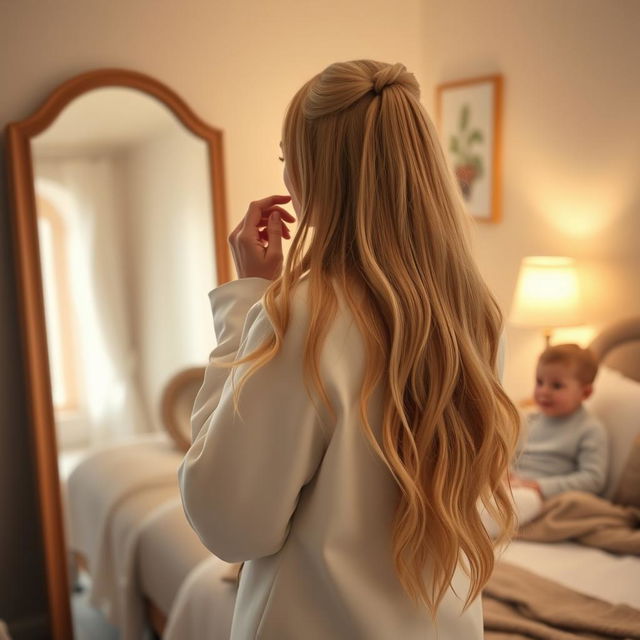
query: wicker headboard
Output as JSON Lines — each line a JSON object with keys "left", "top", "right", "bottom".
{"left": 589, "top": 316, "right": 640, "bottom": 383}
{"left": 160, "top": 366, "right": 206, "bottom": 452}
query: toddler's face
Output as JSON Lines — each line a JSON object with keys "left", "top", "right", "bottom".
{"left": 533, "top": 362, "right": 592, "bottom": 417}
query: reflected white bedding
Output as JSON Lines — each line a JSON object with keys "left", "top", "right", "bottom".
{"left": 137, "top": 499, "right": 211, "bottom": 615}
{"left": 103, "top": 484, "right": 178, "bottom": 639}
{"left": 63, "top": 434, "right": 231, "bottom": 639}
{"left": 500, "top": 540, "right": 640, "bottom": 609}
{"left": 65, "top": 433, "right": 181, "bottom": 568}
{"left": 63, "top": 434, "right": 184, "bottom": 637}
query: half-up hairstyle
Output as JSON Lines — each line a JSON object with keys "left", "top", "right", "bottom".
{"left": 233, "top": 60, "right": 520, "bottom": 616}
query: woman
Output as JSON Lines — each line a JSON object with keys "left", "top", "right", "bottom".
{"left": 179, "top": 60, "right": 519, "bottom": 639}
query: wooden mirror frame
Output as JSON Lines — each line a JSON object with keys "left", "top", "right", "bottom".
{"left": 5, "top": 68, "right": 230, "bottom": 639}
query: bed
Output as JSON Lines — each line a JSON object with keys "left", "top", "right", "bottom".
{"left": 62, "top": 316, "right": 640, "bottom": 639}
{"left": 485, "top": 317, "right": 640, "bottom": 638}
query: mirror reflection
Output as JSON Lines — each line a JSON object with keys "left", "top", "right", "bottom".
{"left": 32, "top": 87, "right": 216, "bottom": 455}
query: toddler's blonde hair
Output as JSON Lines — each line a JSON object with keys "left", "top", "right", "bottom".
{"left": 538, "top": 344, "right": 599, "bottom": 385}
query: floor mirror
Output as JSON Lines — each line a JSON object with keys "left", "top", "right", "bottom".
{"left": 5, "top": 68, "right": 230, "bottom": 639}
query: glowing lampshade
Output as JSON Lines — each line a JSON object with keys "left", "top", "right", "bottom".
{"left": 510, "top": 257, "right": 584, "bottom": 343}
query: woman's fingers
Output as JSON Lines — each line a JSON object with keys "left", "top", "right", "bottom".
{"left": 229, "top": 196, "right": 294, "bottom": 280}
{"left": 258, "top": 220, "right": 290, "bottom": 244}
{"left": 231, "top": 201, "right": 293, "bottom": 244}
{"left": 266, "top": 212, "right": 283, "bottom": 257}
{"left": 241, "top": 196, "right": 291, "bottom": 235}
{"left": 258, "top": 220, "right": 293, "bottom": 239}
{"left": 257, "top": 205, "right": 294, "bottom": 244}
{"left": 260, "top": 206, "right": 296, "bottom": 223}
{"left": 257, "top": 207, "right": 295, "bottom": 238}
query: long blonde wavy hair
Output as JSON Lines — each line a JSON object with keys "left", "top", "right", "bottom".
{"left": 234, "top": 60, "right": 519, "bottom": 615}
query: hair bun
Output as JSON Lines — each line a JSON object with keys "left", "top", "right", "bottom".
{"left": 372, "top": 63, "right": 417, "bottom": 95}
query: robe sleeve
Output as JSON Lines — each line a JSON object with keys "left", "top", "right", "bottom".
{"left": 179, "top": 278, "right": 329, "bottom": 562}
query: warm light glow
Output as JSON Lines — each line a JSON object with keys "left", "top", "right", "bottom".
{"left": 510, "top": 256, "right": 584, "bottom": 328}
{"left": 536, "top": 185, "right": 626, "bottom": 240}
{"left": 553, "top": 325, "right": 598, "bottom": 347}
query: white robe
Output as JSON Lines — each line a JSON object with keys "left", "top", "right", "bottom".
{"left": 179, "top": 277, "right": 483, "bottom": 639}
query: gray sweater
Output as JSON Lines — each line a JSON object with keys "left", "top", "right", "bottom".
{"left": 514, "top": 405, "right": 609, "bottom": 498}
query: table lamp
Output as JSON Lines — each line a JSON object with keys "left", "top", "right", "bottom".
{"left": 509, "top": 256, "right": 584, "bottom": 347}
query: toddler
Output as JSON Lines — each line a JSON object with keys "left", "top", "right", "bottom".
{"left": 512, "top": 343, "right": 608, "bottom": 499}
{"left": 507, "top": 343, "right": 609, "bottom": 531}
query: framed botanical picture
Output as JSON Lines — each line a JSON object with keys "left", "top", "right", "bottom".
{"left": 436, "top": 75, "right": 502, "bottom": 223}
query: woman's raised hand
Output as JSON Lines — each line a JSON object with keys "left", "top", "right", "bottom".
{"left": 228, "top": 195, "right": 295, "bottom": 280}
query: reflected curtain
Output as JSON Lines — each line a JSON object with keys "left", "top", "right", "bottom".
{"left": 35, "top": 157, "right": 151, "bottom": 445}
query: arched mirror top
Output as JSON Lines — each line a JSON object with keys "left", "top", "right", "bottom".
{"left": 13, "top": 68, "right": 222, "bottom": 143}
{"left": 7, "top": 67, "right": 230, "bottom": 283}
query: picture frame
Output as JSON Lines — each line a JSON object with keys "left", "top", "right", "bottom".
{"left": 436, "top": 74, "right": 502, "bottom": 223}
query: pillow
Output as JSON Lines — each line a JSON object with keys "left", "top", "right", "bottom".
{"left": 160, "top": 367, "right": 206, "bottom": 453}
{"left": 584, "top": 366, "right": 640, "bottom": 499}
{"left": 612, "top": 434, "right": 640, "bottom": 508}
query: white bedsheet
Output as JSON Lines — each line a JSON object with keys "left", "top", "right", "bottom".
{"left": 500, "top": 540, "right": 640, "bottom": 609}
{"left": 63, "top": 434, "right": 184, "bottom": 637}
{"left": 104, "top": 486, "right": 179, "bottom": 640}
{"left": 137, "top": 500, "right": 211, "bottom": 615}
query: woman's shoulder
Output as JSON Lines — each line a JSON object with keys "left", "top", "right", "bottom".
{"left": 263, "top": 277, "right": 365, "bottom": 360}
{"left": 259, "top": 276, "right": 356, "bottom": 327}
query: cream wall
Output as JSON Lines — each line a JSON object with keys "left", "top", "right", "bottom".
{"left": 0, "top": 0, "right": 424, "bottom": 634}
{"left": 422, "top": 0, "right": 640, "bottom": 400}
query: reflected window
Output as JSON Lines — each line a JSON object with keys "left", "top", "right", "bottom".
{"left": 36, "top": 195, "right": 79, "bottom": 412}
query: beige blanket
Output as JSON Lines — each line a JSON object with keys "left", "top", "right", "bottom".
{"left": 484, "top": 561, "right": 640, "bottom": 639}
{"left": 517, "top": 490, "right": 640, "bottom": 555}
